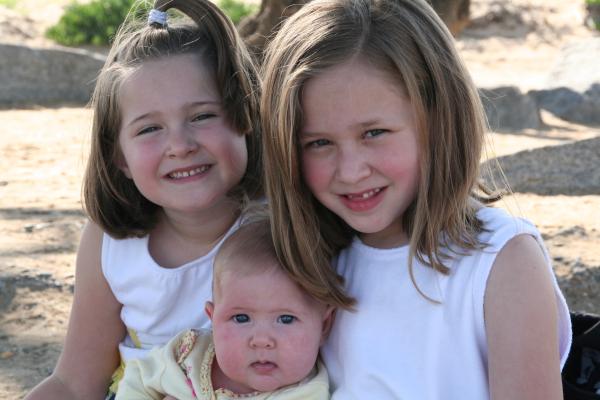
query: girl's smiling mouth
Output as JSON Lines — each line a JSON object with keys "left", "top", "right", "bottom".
{"left": 340, "top": 187, "right": 386, "bottom": 212}
{"left": 167, "top": 164, "right": 211, "bottom": 179}
{"left": 343, "top": 187, "right": 383, "bottom": 200}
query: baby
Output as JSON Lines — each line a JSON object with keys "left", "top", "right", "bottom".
{"left": 116, "top": 217, "right": 334, "bottom": 399}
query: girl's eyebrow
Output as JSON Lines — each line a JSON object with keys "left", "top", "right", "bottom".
{"left": 124, "top": 100, "right": 221, "bottom": 128}
{"left": 301, "top": 119, "right": 383, "bottom": 137}
{"left": 300, "top": 130, "right": 321, "bottom": 138}
{"left": 124, "top": 111, "right": 159, "bottom": 128}
{"left": 356, "top": 119, "right": 382, "bottom": 129}
{"left": 187, "top": 100, "right": 221, "bottom": 108}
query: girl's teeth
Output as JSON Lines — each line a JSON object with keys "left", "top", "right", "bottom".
{"left": 348, "top": 188, "right": 381, "bottom": 200}
{"left": 169, "top": 165, "right": 208, "bottom": 179}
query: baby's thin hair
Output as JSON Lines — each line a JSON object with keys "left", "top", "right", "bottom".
{"left": 213, "top": 209, "right": 337, "bottom": 307}
{"left": 261, "top": 0, "right": 501, "bottom": 304}
{"left": 213, "top": 213, "right": 279, "bottom": 291}
{"left": 84, "top": 0, "right": 262, "bottom": 238}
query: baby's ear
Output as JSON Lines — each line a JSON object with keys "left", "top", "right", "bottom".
{"left": 205, "top": 301, "right": 215, "bottom": 321}
{"left": 320, "top": 306, "right": 336, "bottom": 344}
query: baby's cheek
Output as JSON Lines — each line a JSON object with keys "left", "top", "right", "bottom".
{"left": 282, "top": 339, "right": 321, "bottom": 381}
{"left": 288, "top": 332, "right": 321, "bottom": 363}
{"left": 213, "top": 328, "right": 242, "bottom": 356}
{"left": 214, "top": 330, "right": 246, "bottom": 376}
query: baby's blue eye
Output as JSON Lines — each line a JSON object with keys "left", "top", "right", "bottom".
{"left": 233, "top": 314, "right": 250, "bottom": 323}
{"left": 277, "top": 315, "right": 296, "bottom": 324}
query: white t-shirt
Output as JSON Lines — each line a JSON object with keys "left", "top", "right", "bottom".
{"left": 102, "top": 219, "right": 240, "bottom": 362}
{"left": 321, "top": 207, "right": 571, "bottom": 399}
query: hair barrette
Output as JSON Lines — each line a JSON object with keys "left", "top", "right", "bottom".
{"left": 148, "top": 9, "right": 168, "bottom": 27}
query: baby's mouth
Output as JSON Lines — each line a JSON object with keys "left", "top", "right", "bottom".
{"left": 251, "top": 361, "right": 277, "bottom": 373}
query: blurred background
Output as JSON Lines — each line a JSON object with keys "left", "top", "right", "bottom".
{"left": 0, "top": 0, "right": 599, "bottom": 398}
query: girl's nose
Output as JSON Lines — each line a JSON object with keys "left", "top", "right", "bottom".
{"left": 166, "top": 125, "right": 199, "bottom": 158}
{"left": 335, "top": 145, "right": 371, "bottom": 184}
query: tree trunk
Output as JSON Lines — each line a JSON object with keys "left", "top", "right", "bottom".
{"left": 237, "top": 0, "right": 310, "bottom": 56}
{"left": 428, "top": 0, "right": 470, "bottom": 36}
{"left": 239, "top": 0, "right": 470, "bottom": 55}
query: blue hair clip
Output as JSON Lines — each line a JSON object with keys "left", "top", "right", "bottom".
{"left": 148, "top": 9, "right": 168, "bottom": 27}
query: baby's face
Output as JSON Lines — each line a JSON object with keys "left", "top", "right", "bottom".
{"left": 206, "top": 263, "right": 332, "bottom": 394}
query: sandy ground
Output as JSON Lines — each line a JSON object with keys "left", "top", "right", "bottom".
{"left": 0, "top": 0, "right": 599, "bottom": 398}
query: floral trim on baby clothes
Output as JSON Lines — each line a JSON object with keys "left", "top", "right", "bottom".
{"left": 175, "top": 329, "right": 200, "bottom": 398}
{"left": 214, "top": 387, "right": 262, "bottom": 398}
{"left": 198, "top": 340, "right": 214, "bottom": 397}
{"left": 175, "top": 329, "right": 199, "bottom": 364}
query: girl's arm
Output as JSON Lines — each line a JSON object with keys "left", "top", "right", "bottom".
{"left": 25, "top": 222, "right": 126, "bottom": 400}
{"left": 484, "top": 234, "right": 563, "bottom": 400}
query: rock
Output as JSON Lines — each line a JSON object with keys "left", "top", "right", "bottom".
{"left": 482, "top": 137, "right": 600, "bottom": 195}
{"left": 529, "top": 84, "right": 600, "bottom": 126}
{"left": 546, "top": 38, "right": 600, "bottom": 93}
{"left": 465, "top": 1, "right": 536, "bottom": 39}
{"left": 0, "top": 277, "right": 16, "bottom": 311}
{"left": 480, "top": 86, "right": 542, "bottom": 131}
{"left": 0, "top": 43, "right": 105, "bottom": 107}
{"left": 529, "top": 38, "right": 600, "bottom": 126}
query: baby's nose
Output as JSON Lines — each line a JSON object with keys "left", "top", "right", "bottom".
{"left": 249, "top": 330, "right": 275, "bottom": 349}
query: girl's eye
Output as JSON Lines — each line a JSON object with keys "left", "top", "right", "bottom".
{"left": 277, "top": 315, "right": 296, "bottom": 324}
{"left": 233, "top": 314, "right": 250, "bottom": 323}
{"left": 305, "top": 138, "right": 330, "bottom": 148}
{"left": 192, "top": 113, "right": 216, "bottom": 122}
{"left": 364, "top": 129, "right": 386, "bottom": 138}
{"left": 137, "top": 125, "right": 161, "bottom": 135}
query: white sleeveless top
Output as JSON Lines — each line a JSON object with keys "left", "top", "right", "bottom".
{"left": 321, "top": 207, "right": 571, "bottom": 399}
{"left": 102, "top": 220, "right": 240, "bottom": 362}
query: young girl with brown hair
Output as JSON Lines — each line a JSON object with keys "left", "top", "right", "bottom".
{"left": 261, "top": 0, "right": 572, "bottom": 398}
{"left": 26, "top": 0, "right": 261, "bottom": 398}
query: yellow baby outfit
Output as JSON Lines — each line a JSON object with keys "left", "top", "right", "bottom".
{"left": 116, "top": 329, "right": 329, "bottom": 400}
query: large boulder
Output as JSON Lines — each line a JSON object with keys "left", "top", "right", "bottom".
{"left": 481, "top": 137, "right": 600, "bottom": 196}
{"left": 480, "top": 86, "right": 542, "bottom": 131}
{"left": 0, "top": 43, "right": 105, "bottom": 107}
{"left": 545, "top": 38, "right": 600, "bottom": 93}
{"left": 527, "top": 38, "right": 600, "bottom": 126}
{"left": 529, "top": 85, "right": 600, "bottom": 127}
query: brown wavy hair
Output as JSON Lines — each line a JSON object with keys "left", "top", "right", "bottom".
{"left": 84, "top": 0, "right": 262, "bottom": 238}
{"left": 261, "top": 0, "right": 501, "bottom": 305}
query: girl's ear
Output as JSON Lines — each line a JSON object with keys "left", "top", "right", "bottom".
{"left": 320, "top": 306, "right": 336, "bottom": 344}
{"left": 115, "top": 152, "right": 132, "bottom": 179}
{"left": 205, "top": 301, "right": 215, "bottom": 321}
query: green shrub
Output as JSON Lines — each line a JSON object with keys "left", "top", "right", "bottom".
{"left": 586, "top": 0, "right": 600, "bottom": 5}
{"left": 218, "top": 0, "right": 258, "bottom": 25}
{"left": 0, "top": 0, "right": 17, "bottom": 8}
{"left": 46, "top": 0, "right": 145, "bottom": 46}
{"left": 46, "top": 0, "right": 257, "bottom": 46}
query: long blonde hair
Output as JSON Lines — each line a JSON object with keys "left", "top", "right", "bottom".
{"left": 261, "top": 0, "right": 499, "bottom": 304}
